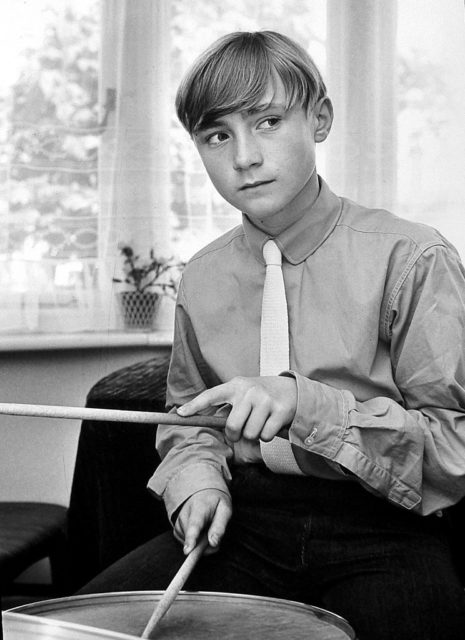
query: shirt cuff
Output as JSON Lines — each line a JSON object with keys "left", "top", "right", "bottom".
{"left": 285, "top": 370, "right": 348, "bottom": 459}
{"left": 148, "top": 461, "right": 230, "bottom": 523}
{"left": 283, "top": 372, "right": 421, "bottom": 508}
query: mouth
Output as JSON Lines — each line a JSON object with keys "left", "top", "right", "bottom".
{"left": 240, "top": 179, "right": 275, "bottom": 191}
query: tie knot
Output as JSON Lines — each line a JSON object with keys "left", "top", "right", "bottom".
{"left": 263, "top": 239, "right": 282, "bottom": 266}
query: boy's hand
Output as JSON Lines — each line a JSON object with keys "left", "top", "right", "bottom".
{"left": 178, "top": 376, "right": 297, "bottom": 444}
{"left": 174, "top": 488, "right": 232, "bottom": 555}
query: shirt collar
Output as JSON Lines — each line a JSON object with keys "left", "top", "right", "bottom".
{"left": 242, "top": 176, "right": 343, "bottom": 265}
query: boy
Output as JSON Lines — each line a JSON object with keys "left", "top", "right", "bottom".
{"left": 85, "top": 31, "right": 465, "bottom": 639}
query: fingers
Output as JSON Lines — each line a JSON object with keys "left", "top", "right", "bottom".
{"left": 183, "top": 511, "right": 206, "bottom": 555}
{"left": 177, "top": 376, "right": 297, "bottom": 443}
{"left": 225, "top": 382, "right": 284, "bottom": 442}
{"left": 260, "top": 414, "right": 286, "bottom": 442}
{"left": 227, "top": 400, "right": 268, "bottom": 442}
{"left": 207, "top": 498, "right": 231, "bottom": 549}
{"left": 174, "top": 489, "right": 232, "bottom": 555}
{"left": 223, "top": 395, "right": 252, "bottom": 442}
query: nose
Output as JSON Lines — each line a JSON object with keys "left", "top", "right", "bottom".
{"left": 232, "top": 132, "right": 263, "bottom": 171}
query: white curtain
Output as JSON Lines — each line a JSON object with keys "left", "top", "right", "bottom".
{"left": 325, "top": 0, "right": 465, "bottom": 262}
{"left": 325, "top": 0, "right": 397, "bottom": 211}
{"left": 96, "top": 0, "right": 172, "bottom": 331}
{"left": 395, "top": 0, "right": 465, "bottom": 256}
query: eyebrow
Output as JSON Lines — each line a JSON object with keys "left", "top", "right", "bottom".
{"left": 194, "top": 118, "right": 226, "bottom": 135}
{"left": 246, "top": 101, "right": 287, "bottom": 114}
{"left": 194, "top": 102, "right": 287, "bottom": 135}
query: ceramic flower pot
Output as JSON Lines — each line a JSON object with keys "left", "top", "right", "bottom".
{"left": 118, "top": 291, "right": 160, "bottom": 330}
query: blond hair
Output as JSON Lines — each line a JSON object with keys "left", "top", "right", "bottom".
{"left": 176, "top": 30, "right": 327, "bottom": 135}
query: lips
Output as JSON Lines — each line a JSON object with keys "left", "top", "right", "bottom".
{"left": 240, "top": 179, "right": 274, "bottom": 190}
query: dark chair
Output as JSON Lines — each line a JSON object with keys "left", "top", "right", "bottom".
{"left": 0, "top": 501, "right": 67, "bottom": 588}
{"left": 0, "top": 351, "right": 171, "bottom": 637}
{"left": 65, "top": 351, "right": 172, "bottom": 592}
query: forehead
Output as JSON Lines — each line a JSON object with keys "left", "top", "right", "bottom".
{"left": 254, "top": 75, "right": 286, "bottom": 106}
{"left": 233, "top": 75, "right": 288, "bottom": 118}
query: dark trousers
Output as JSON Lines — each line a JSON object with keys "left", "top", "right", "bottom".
{"left": 80, "top": 465, "right": 465, "bottom": 640}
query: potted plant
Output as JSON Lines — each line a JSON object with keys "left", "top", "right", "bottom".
{"left": 113, "top": 245, "right": 184, "bottom": 330}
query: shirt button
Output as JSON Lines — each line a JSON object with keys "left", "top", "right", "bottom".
{"left": 305, "top": 428, "right": 318, "bottom": 446}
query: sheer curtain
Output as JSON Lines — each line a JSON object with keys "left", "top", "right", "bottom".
{"left": 0, "top": 0, "right": 101, "bottom": 333}
{"left": 395, "top": 0, "right": 465, "bottom": 257}
{"left": 325, "top": 0, "right": 397, "bottom": 211}
{"left": 325, "top": 0, "right": 465, "bottom": 261}
{"left": 0, "top": 0, "right": 464, "bottom": 335}
{"left": 97, "top": 0, "right": 172, "bottom": 331}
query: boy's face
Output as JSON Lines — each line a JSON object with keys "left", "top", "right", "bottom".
{"left": 193, "top": 76, "right": 332, "bottom": 233}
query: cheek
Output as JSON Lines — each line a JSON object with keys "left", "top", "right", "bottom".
{"left": 202, "top": 161, "right": 241, "bottom": 208}
{"left": 275, "top": 126, "right": 315, "bottom": 169}
{"left": 280, "top": 143, "right": 315, "bottom": 188}
{"left": 294, "top": 131, "right": 315, "bottom": 164}
{"left": 201, "top": 153, "right": 230, "bottom": 188}
{"left": 202, "top": 161, "right": 227, "bottom": 191}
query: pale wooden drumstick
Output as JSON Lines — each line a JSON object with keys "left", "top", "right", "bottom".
{"left": 141, "top": 535, "right": 209, "bottom": 638}
{"left": 0, "top": 402, "right": 226, "bottom": 429}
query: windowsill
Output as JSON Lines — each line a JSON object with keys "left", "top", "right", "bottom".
{"left": 0, "top": 330, "right": 174, "bottom": 352}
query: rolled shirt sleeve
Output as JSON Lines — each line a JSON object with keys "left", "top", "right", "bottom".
{"left": 287, "top": 244, "right": 465, "bottom": 515}
{"left": 148, "top": 281, "right": 233, "bottom": 522}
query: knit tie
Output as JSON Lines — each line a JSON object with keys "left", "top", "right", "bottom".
{"left": 259, "top": 240, "right": 303, "bottom": 474}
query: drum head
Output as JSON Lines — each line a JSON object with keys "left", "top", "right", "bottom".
{"left": 3, "top": 611, "right": 139, "bottom": 639}
{"left": 8, "top": 591, "right": 355, "bottom": 639}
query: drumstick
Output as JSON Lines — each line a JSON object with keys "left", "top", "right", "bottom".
{"left": 0, "top": 402, "right": 226, "bottom": 429}
{"left": 141, "top": 535, "right": 209, "bottom": 638}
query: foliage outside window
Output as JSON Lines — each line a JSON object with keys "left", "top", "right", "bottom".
{"left": 0, "top": 0, "right": 100, "bottom": 332}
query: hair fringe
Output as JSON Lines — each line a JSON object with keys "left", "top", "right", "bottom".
{"left": 176, "top": 31, "right": 327, "bottom": 135}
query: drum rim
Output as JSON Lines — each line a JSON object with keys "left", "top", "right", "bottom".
{"left": 2, "top": 611, "right": 140, "bottom": 639}
{"left": 8, "top": 590, "right": 355, "bottom": 639}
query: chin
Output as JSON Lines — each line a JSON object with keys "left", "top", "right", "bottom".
{"left": 242, "top": 207, "right": 275, "bottom": 221}
{"left": 239, "top": 198, "right": 282, "bottom": 219}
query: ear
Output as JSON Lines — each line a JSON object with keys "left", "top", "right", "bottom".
{"left": 313, "top": 97, "right": 333, "bottom": 143}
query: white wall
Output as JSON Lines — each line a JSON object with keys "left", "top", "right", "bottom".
{"left": 0, "top": 345, "right": 169, "bottom": 506}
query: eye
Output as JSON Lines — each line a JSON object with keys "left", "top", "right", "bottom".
{"left": 258, "top": 116, "right": 281, "bottom": 130}
{"left": 206, "top": 131, "right": 229, "bottom": 146}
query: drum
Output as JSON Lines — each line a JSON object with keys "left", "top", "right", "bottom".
{"left": 6, "top": 591, "right": 355, "bottom": 639}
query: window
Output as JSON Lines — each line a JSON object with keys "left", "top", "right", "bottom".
{"left": 1, "top": 0, "right": 464, "bottom": 335}
{"left": 0, "top": 0, "right": 100, "bottom": 333}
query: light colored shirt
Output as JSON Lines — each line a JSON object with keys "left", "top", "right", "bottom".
{"left": 149, "top": 177, "right": 465, "bottom": 519}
